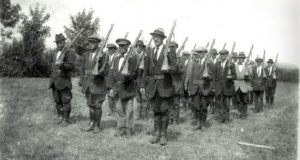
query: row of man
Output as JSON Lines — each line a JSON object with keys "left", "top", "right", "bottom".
{"left": 49, "top": 27, "right": 278, "bottom": 146}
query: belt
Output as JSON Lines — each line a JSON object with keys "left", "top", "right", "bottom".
{"left": 153, "top": 75, "right": 165, "bottom": 80}
{"left": 192, "top": 80, "right": 204, "bottom": 85}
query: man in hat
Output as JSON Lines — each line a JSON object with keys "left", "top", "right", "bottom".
{"left": 213, "top": 49, "right": 236, "bottom": 123}
{"left": 140, "top": 28, "right": 177, "bottom": 145}
{"left": 231, "top": 52, "right": 239, "bottom": 109}
{"left": 264, "top": 59, "right": 278, "bottom": 107}
{"left": 179, "top": 51, "right": 191, "bottom": 111}
{"left": 252, "top": 57, "right": 266, "bottom": 112}
{"left": 49, "top": 33, "right": 75, "bottom": 127}
{"left": 105, "top": 43, "right": 118, "bottom": 116}
{"left": 169, "top": 41, "right": 182, "bottom": 125}
{"left": 109, "top": 38, "right": 137, "bottom": 137}
{"left": 208, "top": 49, "right": 218, "bottom": 114}
{"left": 80, "top": 35, "right": 110, "bottom": 133}
{"left": 186, "top": 47, "right": 213, "bottom": 130}
{"left": 234, "top": 52, "right": 253, "bottom": 119}
{"left": 134, "top": 40, "right": 150, "bottom": 120}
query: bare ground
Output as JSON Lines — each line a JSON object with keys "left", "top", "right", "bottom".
{"left": 0, "top": 78, "right": 297, "bottom": 160}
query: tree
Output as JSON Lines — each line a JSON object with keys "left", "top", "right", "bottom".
{"left": 64, "top": 9, "right": 100, "bottom": 55}
{"left": 18, "top": 3, "right": 51, "bottom": 76}
{"left": 0, "top": 0, "right": 21, "bottom": 38}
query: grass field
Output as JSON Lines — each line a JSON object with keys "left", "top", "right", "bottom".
{"left": 0, "top": 78, "right": 297, "bottom": 160}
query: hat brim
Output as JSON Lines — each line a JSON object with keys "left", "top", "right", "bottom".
{"left": 53, "top": 38, "right": 66, "bottom": 42}
{"left": 150, "top": 33, "right": 166, "bottom": 38}
{"left": 87, "top": 38, "right": 102, "bottom": 42}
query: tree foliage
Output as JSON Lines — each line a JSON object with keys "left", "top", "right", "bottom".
{"left": 64, "top": 9, "right": 100, "bottom": 55}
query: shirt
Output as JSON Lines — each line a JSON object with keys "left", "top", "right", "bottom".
{"left": 184, "top": 59, "right": 189, "bottom": 66}
{"left": 257, "top": 66, "right": 262, "bottom": 77}
{"left": 118, "top": 53, "right": 128, "bottom": 71}
{"left": 268, "top": 66, "right": 273, "bottom": 76}
{"left": 56, "top": 51, "right": 62, "bottom": 61}
{"left": 199, "top": 57, "right": 205, "bottom": 66}
{"left": 155, "top": 45, "right": 163, "bottom": 60}
{"left": 221, "top": 59, "right": 227, "bottom": 70}
{"left": 90, "top": 52, "right": 96, "bottom": 62}
{"left": 238, "top": 62, "right": 244, "bottom": 73}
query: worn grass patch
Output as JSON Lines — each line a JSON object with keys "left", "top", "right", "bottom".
{"left": 0, "top": 78, "right": 297, "bottom": 160}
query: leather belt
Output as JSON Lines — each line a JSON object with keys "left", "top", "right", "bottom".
{"left": 153, "top": 75, "right": 165, "bottom": 80}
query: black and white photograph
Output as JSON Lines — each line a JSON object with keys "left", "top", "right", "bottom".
{"left": 0, "top": 0, "right": 298, "bottom": 159}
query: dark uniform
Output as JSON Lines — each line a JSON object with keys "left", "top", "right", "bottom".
{"left": 49, "top": 33, "right": 75, "bottom": 127}
{"left": 264, "top": 59, "right": 278, "bottom": 107}
{"left": 186, "top": 47, "right": 213, "bottom": 130}
{"left": 141, "top": 28, "right": 177, "bottom": 145}
{"left": 252, "top": 57, "right": 266, "bottom": 112}
{"left": 80, "top": 35, "right": 110, "bottom": 133}
{"left": 213, "top": 49, "right": 236, "bottom": 123}
{"left": 208, "top": 49, "right": 218, "bottom": 114}
{"left": 109, "top": 38, "right": 137, "bottom": 137}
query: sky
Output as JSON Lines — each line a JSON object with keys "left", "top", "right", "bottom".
{"left": 11, "top": 0, "right": 299, "bottom": 65}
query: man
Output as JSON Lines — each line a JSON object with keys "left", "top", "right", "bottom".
{"left": 264, "top": 59, "right": 278, "bottom": 107}
{"left": 178, "top": 51, "right": 190, "bottom": 111}
{"left": 109, "top": 38, "right": 137, "bottom": 137}
{"left": 231, "top": 52, "right": 239, "bottom": 109}
{"left": 252, "top": 57, "right": 266, "bottom": 112}
{"left": 208, "top": 49, "right": 218, "bottom": 114}
{"left": 232, "top": 52, "right": 238, "bottom": 65}
{"left": 169, "top": 41, "right": 182, "bottom": 125}
{"left": 106, "top": 43, "right": 118, "bottom": 115}
{"left": 49, "top": 33, "right": 75, "bottom": 127}
{"left": 140, "top": 28, "right": 177, "bottom": 145}
{"left": 234, "top": 52, "right": 252, "bottom": 119}
{"left": 213, "top": 49, "right": 236, "bottom": 123}
{"left": 80, "top": 35, "right": 109, "bottom": 133}
{"left": 186, "top": 47, "right": 213, "bottom": 130}
{"left": 135, "top": 40, "right": 150, "bottom": 120}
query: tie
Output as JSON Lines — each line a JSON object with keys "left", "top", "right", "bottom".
{"left": 154, "top": 47, "right": 159, "bottom": 60}
{"left": 257, "top": 67, "right": 260, "bottom": 76}
{"left": 199, "top": 59, "right": 202, "bottom": 66}
{"left": 89, "top": 52, "right": 94, "bottom": 62}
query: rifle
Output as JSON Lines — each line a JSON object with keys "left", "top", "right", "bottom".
{"left": 205, "top": 42, "right": 210, "bottom": 49}
{"left": 222, "top": 43, "right": 227, "bottom": 50}
{"left": 176, "top": 36, "right": 188, "bottom": 57}
{"left": 184, "top": 46, "right": 195, "bottom": 91}
{"left": 124, "top": 32, "right": 129, "bottom": 39}
{"left": 193, "top": 43, "right": 197, "bottom": 50}
{"left": 203, "top": 39, "right": 216, "bottom": 77}
{"left": 227, "top": 41, "right": 236, "bottom": 75}
{"left": 135, "top": 37, "right": 152, "bottom": 70}
{"left": 244, "top": 44, "right": 254, "bottom": 76}
{"left": 271, "top": 53, "right": 278, "bottom": 78}
{"left": 161, "top": 20, "right": 177, "bottom": 71}
{"left": 262, "top": 50, "right": 267, "bottom": 77}
{"left": 91, "top": 24, "right": 114, "bottom": 75}
{"left": 56, "top": 28, "right": 84, "bottom": 64}
{"left": 120, "top": 30, "right": 143, "bottom": 75}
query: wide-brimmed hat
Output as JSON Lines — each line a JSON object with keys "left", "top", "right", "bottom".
{"left": 232, "top": 52, "right": 238, "bottom": 58}
{"left": 87, "top": 35, "right": 102, "bottom": 42}
{"left": 255, "top": 57, "right": 263, "bottom": 62}
{"left": 238, "top": 52, "right": 246, "bottom": 58}
{"left": 267, "top": 59, "right": 274, "bottom": 64}
{"left": 107, "top": 43, "right": 117, "bottom": 49}
{"left": 169, "top": 41, "right": 178, "bottom": 48}
{"left": 54, "top": 33, "right": 66, "bottom": 42}
{"left": 150, "top": 28, "right": 166, "bottom": 38}
{"left": 116, "top": 38, "right": 131, "bottom": 46}
{"left": 193, "top": 47, "right": 208, "bottom": 53}
{"left": 136, "top": 40, "right": 146, "bottom": 47}
{"left": 219, "top": 49, "right": 229, "bottom": 55}
{"left": 211, "top": 48, "right": 218, "bottom": 55}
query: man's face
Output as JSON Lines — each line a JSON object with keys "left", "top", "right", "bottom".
{"left": 119, "top": 44, "right": 129, "bottom": 54}
{"left": 169, "top": 46, "right": 177, "bottom": 52}
{"left": 267, "top": 63, "right": 273, "bottom": 67}
{"left": 87, "top": 41, "right": 99, "bottom": 50}
{"left": 238, "top": 58, "right": 245, "bottom": 63}
{"left": 199, "top": 52, "right": 206, "bottom": 59}
{"left": 220, "top": 54, "right": 228, "bottom": 61}
{"left": 183, "top": 55, "right": 189, "bottom": 60}
{"left": 135, "top": 45, "right": 145, "bottom": 54}
{"left": 153, "top": 35, "right": 164, "bottom": 47}
{"left": 107, "top": 47, "right": 116, "bottom": 55}
{"left": 233, "top": 57, "right": 238, "bottom": 62}
{"left": 212, "top": 54, "right": 217, "bottom": 59}
{"left": 56, "top": 40, "right": 66, "bottom": 51}
{"left": 257, "top": 61, "right": 262, "bottom": 66}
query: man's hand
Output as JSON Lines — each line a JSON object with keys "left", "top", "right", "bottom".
{"left": 140, "top": 88, "right": 145, "bottom": 95}
{"left": 109, "top": 89, "right": 114, "bottom": 97}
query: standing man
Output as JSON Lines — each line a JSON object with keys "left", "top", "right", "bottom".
{"left": 186, "top": 47, "right": 213, "bottom": 130}
{"left": 169, "top": 41, "right": 182, "bottom": 125}
{"left": 252, "top": 57, "right": 266, "bottom": 112}
{"left": 231, "top": 52, "right": 239, "bottom": 109}
{"left": 106, "top": 43, "right": 118, "bottom": 115}
{"left": 213, "top": 49, "right": 236, "bottom": 123}
{"left": 49, "top": 33, "right": 75, "bottom": 127}
{"left": 208, "top": 49, "right": 218, "bottom": 114}
{"left": 234, "top": 52, "right": 252, "bottom": 119}
{"left": 109, "top": 38, "right": 137, "bottom": 137}
{"left": 80, "top": 35, "right": 109, "bottom": 133}
{"left": 179, "top": 51, "right": 191, "bottom": 111}
{"left": 264, "top": 59, "right": 278, "bottom": 108}
{"left": 140, "top": 28, "right": 177, "bottom": 145}
{"left": 135, "top": 40, "right": 150, "bottom": 120}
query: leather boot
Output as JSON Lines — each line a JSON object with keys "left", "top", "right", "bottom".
{"left": 160, "top": 114, "right": 168, "bottom": 146}
{"left": 192, "top": 117, "right": 202, "bottom": 130}
{"left": 81, "top": 108, "right": 95, "bottom": 132}
{"left": 61, "top": 109, "right": 70, "bottom": 127}
{"left": 54, "top": 108, "right": 63, "bottom": 125}
{"left": 93, "top": 108, "right": 102, "bottom": 134}
{"left": 149, "top": 115, "right": 161, "bottom": 144}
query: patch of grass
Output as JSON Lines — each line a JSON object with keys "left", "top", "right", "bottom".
{"left": 0, "top": 78, "right": 297, "bottom": 160}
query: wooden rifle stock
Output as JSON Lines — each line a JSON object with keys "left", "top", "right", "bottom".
{"left": 203, "top": 39, "right": 216, "bottom": 77}
{"left": 91, "top": 24, "right": 114, "bottom": 75}
{"left": 161, "top": 20, "right": 177, "bottom": 71}
{"left": 205, "top": 42, "right": 210, "bottom": 49}
{"left": 176, "top": 36, "right": 188, "bottom": 57}
{"left": 124, "top": 32, "right": 129, "bottom": 39}
{"left": 271, "top": 53, "right": 278, "bottom": 78}
{"left": 222, "top": 43, "right": 227, "bottom": 50}
{"left": 227, "top": 41, "right": 236, "bottom": 75}
{"left": 244, "top": 44, "right": 254, "bottom": 75}
{"left": 120, "top": 30, "right": 143, "bottom": 75}
{"left": 56, "top": 28, "right": 84, "bottom": 64}
{"left": 262, "top": 50, "right": 266, "bottom": 77}
{"left": 193, "top": 43, "right": 197, "bottom": 50}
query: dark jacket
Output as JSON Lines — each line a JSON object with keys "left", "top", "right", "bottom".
{"left": 49, "top": 49, "right": 75, "bottom": 90}
{"left": 252, "top": 66, "right": 266, "bottom": 91}
{"left": 213, "top": 60, "right": 236, "bottom": 96}
{"left": 141, "top": 45, "right": 177, "bottom": 99}
{"left": 264, "top": 66, "right": 278, "bottom": 88}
